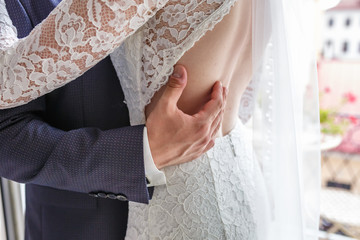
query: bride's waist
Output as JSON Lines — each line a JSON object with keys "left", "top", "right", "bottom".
{"left": 216, "top": 106, "right": 244, "bottom": 138}
{"left": 160, "top": 118, "right": 252, "bottom": 181}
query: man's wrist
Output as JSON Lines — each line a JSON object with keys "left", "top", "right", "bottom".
{"left": 143, "top": 127, "right": 166, "bottom": 187}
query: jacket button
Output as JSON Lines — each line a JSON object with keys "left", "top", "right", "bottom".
{"left": 88, "top": 193, "right": 98, "bottom": 198}
{"left": 107, "top": 194, "right": 117, "bottom": 200}
{"left": 98, "top": 193, "right": 107, "bottom": 199}
{"left": 116, "top": 194, "right": 128, "bottom": 201}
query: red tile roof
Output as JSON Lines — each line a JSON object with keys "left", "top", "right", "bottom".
{"left": 332, "top": 0, "right": 360, "bottom": 10}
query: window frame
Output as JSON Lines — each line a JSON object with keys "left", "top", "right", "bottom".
{"left": 0, "top": 178, "right": 24, "bottom": 240}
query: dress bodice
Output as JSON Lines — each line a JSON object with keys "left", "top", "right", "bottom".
{"left": 110, "top": 0, "right": 239, "bottom": 125}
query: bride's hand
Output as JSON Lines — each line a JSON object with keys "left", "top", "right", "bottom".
{"left": 146, "top": 65, "right": 227, "bottom": 169}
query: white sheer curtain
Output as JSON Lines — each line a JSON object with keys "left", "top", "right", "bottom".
{"left": 250, "top": 0, "right": 321, "bottom": 239}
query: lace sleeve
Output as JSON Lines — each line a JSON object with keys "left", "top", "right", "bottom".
{"left": 0, "top": 0, "right": 170, "bottom": 109}
{"left": 0, "top": 0, "right": 17, "bottom": 49}
{"left": 110, "top": 0, "right": 237, "bottom": 125}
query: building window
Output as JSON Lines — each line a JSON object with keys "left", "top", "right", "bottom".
{"left": 345, "top": 17, "right": 351, "bottom": 27}
{"left": 342, "top": 41, "right": 349, "bottom": 53}
{"left": 328, "top": 18, "right": 334, "bottom": 27}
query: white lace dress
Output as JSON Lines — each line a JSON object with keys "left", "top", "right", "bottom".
{"left": 0, "top": 0, "right": 270, "bottom": 238}
{"left": 126, "top": 119, "right": 270, "bottom": 239}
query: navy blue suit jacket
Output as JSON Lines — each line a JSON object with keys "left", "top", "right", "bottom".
{"left": 0, "top": 0, "right": 150, "bottom": 239}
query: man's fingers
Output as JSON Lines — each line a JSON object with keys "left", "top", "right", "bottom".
{"left": 202, "top": 139, "right": 215, "bottom": 154}
{"left": 194, "top": 81, "right": 223, "bottom": 122}
{"left": 223, "top": 86, "right": 228, "bottom": 104}
{"left": 210, "top": 110, "right": 222, "bottom": 139}
{"left": 202, "top": 86, "right": 226, "bottom": 150}
{"left": 160, "top": 65, "right": 188, "bottom": 109}
{"left": 209, "top": 86, "right": 226, "bottom": 138}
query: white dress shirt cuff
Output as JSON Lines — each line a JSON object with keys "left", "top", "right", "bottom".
{"left": 143, "top": 127, "right": 166, "bottom": 187}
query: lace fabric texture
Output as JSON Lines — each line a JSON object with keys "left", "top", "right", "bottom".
{"left": 0, "top": 1, "right": 16, "bottom": 49}
{"left": 1, "top": 0, "right": 267, "bottom": 238}
{"left": 0, "top": 0, "right": 320, "bottom": 238}
{"left": 110, "top": 0, "right": 255, "bottom": 125}
{"left": 0, "top": 0, "right": 256, "bottom": 123}
{"left": 126, "top": 120, "right": 268, "bottom": 239}
{"left": 0, "top": 0, "right": 171, "bottom": 108}
{"left": 109, "top": 1, "right": 268, "bottom": 236}
{"left": 109, "top": 0, "right": 268, "bottom": 235}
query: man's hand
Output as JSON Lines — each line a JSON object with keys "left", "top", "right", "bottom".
{"left": 146, "top": 65, "right": 227, "bottom": 169}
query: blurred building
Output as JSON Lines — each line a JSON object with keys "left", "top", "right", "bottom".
{"left": 322, "top": 0, "right": 360, "bottom": 60}
{"left": 319, "top": 1, "right": 360, "bottom": 239}
{"left": 319, "top": 0, "right": 360, "bottom": 115}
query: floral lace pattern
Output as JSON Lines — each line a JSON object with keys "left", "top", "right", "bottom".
{"left": 0, "top": 1, "right": 16, "bottom": 49}
{"left": 107, "top": 0, "right": 265, "bottom": 235}
{"left": 1, "top": 0, "right": 264, "bottom": 237}
{"left": 0, "top": 0, "right": 170, "bottom": 108}
{"left": 110, "top": 0, "right": 238, "bottom": 125}
{"left": 126, "top": 120, "right": 261, "bottom": 239}
{"left": 107, "top": 0, "right": 263, "bottom": 237}
{"left": 0, "top": 0, "right": 256, "bottom": 122}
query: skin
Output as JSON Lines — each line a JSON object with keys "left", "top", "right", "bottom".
{"left": 148, "top": 0, "right": 252, "bottom": 137}
{"left": 147, "top": 68, "right": 227, "bottom": 169}
{"left": 147, "top": 0, "right": 252, "bottom": 168}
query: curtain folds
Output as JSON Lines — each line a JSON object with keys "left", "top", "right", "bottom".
{"left": 250, "top": 0, "right": 321, "bottom": 239}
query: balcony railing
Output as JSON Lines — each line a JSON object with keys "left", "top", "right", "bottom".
{"left": 320, "top": 116, "right": 360, "bottom": 239}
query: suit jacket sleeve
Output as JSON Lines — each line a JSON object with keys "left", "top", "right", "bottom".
{"left": 0, "top": 97, "right": 150, "bottom": 204}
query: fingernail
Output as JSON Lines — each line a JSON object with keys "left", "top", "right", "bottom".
{"left": 172, "top": 65, "right": 183, "bottom": 79}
